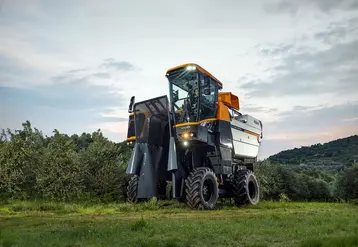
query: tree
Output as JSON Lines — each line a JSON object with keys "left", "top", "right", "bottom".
{"left": 79, "top": 130, "right": 129, "bottom": 202}
{"left": 335, "top": 165, "right": 358, "bottom": 201}
{"left": 35, "top": 129, "right": 85, "bottom": 201}
{"left": 0, "top": 121, "right": 45, "bottom": 199}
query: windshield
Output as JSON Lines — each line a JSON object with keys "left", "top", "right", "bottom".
{"left": 167, "top": 68, "right": 199, "bottom": 124}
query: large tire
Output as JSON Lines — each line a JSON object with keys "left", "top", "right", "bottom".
{"left": 127, "top": 175, "right": 138, "bottom": 202}
{"left": 185, "top": 167, "right": 219, "bottom": 210}
{"left": 231, "top": 169, "right": 260, "bottom": 206}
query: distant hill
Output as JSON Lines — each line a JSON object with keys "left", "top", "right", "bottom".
{"left": 268, "top": 135, "right": 358, "bottom": 172}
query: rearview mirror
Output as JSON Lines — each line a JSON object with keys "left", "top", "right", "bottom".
{"left": 128, "top": 96, "right": 135, "bottom": 113}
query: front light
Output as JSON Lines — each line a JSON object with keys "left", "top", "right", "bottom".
{"left": 186, "top": 65, "right": 196, "bottom": 71}
{"left": 183, "top": 141, "right": 189, "bottom": 147}
{"left": 180, "top": 132, "right": 195, "bottom": 139}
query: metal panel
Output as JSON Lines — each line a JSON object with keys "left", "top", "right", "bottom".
{"left": 133, "top": 96, "right": 169, "bottom": 145}
{"left": 231, "top": 127, "right": 260, "bottom": 158}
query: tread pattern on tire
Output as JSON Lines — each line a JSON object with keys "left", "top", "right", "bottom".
{"left": 231, "top": 169, "right": 259, "bottom": 206}
{"left": 185, "top": 167, "right": 219, "bottom": 210}
{"left": 127, "top": 175, "right": 138, "bottom": 202}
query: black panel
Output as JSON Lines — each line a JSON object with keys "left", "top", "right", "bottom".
{"left": 220, "top": 147, "right": 232, "bottom": 164}
{"left": 126, "top": 115, "right": 135, "bottom": 138}
{"left": 216, "top": 120, "right": 233, "bottom": 149}
{"left": 133, "top": 96, "right": 169, "bottom": 145}
{"left": 126, "top": 95, "right": 172, "bottom": 199}
{"left": 197, "top": 125, "right": 208, "bottom": 143}
{"left": 215, "top": 120, "right": 234, "bottom": 175}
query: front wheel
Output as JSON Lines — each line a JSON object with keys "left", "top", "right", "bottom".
{"left": 184, "top": 167, "right": 219, "bottom": 210}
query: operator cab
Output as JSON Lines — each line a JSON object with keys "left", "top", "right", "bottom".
{"left": 165, "top": 64, "right": 223, "bottom": 126}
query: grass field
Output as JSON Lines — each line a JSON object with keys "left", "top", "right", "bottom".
{"left": 0, "top": 199, "right": 357, "bottom": 247}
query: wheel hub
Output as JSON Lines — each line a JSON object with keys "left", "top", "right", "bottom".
{"left": 203, "top": 179, "right": 214, "bottom": 202}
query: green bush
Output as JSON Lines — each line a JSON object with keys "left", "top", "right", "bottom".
{"left": 335, "top": 165, "right": 358, "bottom": 201}
{"left": 255, "top": 162, "right": 334, "bottom": 202}
{"left": 0, "top": 121, "right": 354, "bottom": 203}
{"left": 0, "top": 121, "right": 132, "bottom": 202}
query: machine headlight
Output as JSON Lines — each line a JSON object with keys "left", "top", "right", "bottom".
{"left": 180, "top": 132, "right": 196, "bottom": 139}
{"left": 186, "top": 65, "right": 196, "bottom": 71}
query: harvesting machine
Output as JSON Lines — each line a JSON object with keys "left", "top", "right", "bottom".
{"left": 125, "top": 63, "right": 263, "bottom": 209}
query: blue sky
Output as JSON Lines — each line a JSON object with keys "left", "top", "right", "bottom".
{"left": 0, "top": 0, "right": 357, "bottom": 159}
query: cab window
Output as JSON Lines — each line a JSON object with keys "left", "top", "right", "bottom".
{"left": 199, "top": 76, "right": 217, "bottom": 120}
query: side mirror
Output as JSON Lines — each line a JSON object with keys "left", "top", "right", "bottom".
{"left": 128, "top": 96, "right": 135, "bottom": 113}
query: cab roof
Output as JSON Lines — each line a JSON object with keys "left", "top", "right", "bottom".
{"left": 166, "top": 63, "right": 223, "bottom": 87}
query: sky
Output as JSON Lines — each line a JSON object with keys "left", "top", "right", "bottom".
{"left": 0, "top": 0, "right": 357, "bottom": 159}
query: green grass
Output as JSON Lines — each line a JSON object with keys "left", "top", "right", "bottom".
{"left": 0, "top": 200, "right": 357, "bottom": 247}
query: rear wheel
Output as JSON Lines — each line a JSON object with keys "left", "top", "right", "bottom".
{"left": 127, "top": 175, "right": 138, "bottom": 202}
{"left": 185, "top": 167, "right": 219, "bottom": 210}
{"left": 231, "top": 169, "right": 260, "bottom": 206}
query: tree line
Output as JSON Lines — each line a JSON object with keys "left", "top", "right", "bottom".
{"left": 0, "top": 121, "right": 357, "bottom": 203}
{"left": 254, "top": 161, "right": 357, "bottom": 202}
{"left": 269, "top": 135, "right": 358, "bottom": 171}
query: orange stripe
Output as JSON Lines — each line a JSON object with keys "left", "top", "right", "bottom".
{"left": 126, "top": 136, "right": 136, "bottom": 141}
{"left": 244, "top": 130, "right": 260, "bottom": 137}
{"left": 174, "top": 118, "right": 217, "bottom": 128}
{"left": 166, "top": 63, "right": 223, "bottom": 86}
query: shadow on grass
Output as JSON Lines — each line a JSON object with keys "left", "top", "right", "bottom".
{"left": 300, "top": 235, "right": 358, "bottom": 247}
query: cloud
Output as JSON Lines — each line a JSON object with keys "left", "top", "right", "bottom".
{"left": 241, "top": 105, "right": 278, "bottom": 113}
{"left": 1, "top": 0, "right": 357, "bottom": 154}
{"left": 264, "top": 0, "right": 358, "bottom": 14}
{"left": 67, "top": 68, "right": 87, "bottom": 74}
{"left": 0, "top": 57, "right": 131, "bottom": 139}
{"left": 257, "top": 43, "right": 294, "bottom": 57}
{"left": 239, "top": 18, "right": 358, "bottom": 98}
{"left": 0, "top": 78, "right": 123, "bottom": 111}
{"left": 264, "top": 101, "right": 358, "bottom": 139}
{"left": 100, "top": 58, "right": 134, "bottom": 71}
{"left": 0, "top": 49, "right": 137, "bottom": 140}
{"left": 255, "top": 101, "right": 358, "bottom": 158}
{"left": 0, "top": 53, "right": 45, "bottom": 87}
{"left": 92, "top": 72, "right": 111, "bottom": 79}
{"left": 314, "top": 17, "right": 358, "bottom": 45}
